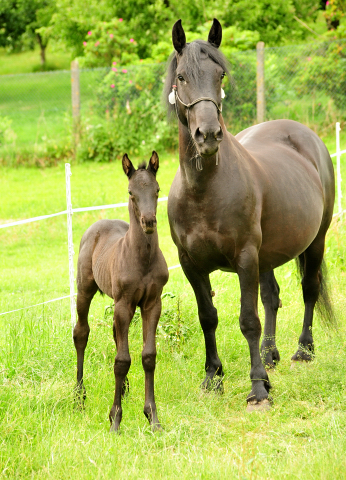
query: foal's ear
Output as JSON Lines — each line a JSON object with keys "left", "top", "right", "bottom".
{"left": 208, "top": 18, "right": 222, "bottom": 48}
{"left": 122, "top": 153, "right": 136, "bottom": 178}
{"left": 148, "top": 151, "right": 159, "bottom": 177}
{"left": 172, "top": 19, "right": 186, "bottom": 54}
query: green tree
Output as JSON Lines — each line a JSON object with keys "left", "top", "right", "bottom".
{"left": 0, "top": 0, "right": 56, "bottom": 66}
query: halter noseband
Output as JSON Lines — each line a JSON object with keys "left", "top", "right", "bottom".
{"left": 169, "top": 85, "right": 224, "bottom": 170}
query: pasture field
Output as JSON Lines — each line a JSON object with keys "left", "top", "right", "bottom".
{"left": 1, "top": 150, "right": 346, "bottom": 479}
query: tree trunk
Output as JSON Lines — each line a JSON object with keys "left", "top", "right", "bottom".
{"left": 36, "top": 33, "right": 47, "bottom": 67}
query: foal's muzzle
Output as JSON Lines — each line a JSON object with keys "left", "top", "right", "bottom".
{"left": 140, "top": 214, "right": 157, "bottom": 234}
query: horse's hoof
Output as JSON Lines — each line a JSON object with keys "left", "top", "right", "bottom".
{"left": 246, "top": 398, "right": 271, "bottom": 413}
{"left": 201, "top": 376, "right": 224, "bottom": 393}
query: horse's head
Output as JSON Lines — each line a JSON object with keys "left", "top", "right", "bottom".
{"left": 122, "top": 151, "right": 160, "bottom": 234}
{"left": 166, "top": 18, "right": 229, "bottom": 158}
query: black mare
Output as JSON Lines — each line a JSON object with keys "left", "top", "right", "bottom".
{"left": 166, "top": 19, "right": 335, "bottom": 409}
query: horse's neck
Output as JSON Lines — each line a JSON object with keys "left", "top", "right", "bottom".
{"left": 125, "top": 202, "right": 159, "bottom": 260}
{"left": 178, "top": 116, "right": 239, "bottom": 191}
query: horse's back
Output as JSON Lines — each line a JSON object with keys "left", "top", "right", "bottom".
{"left": 236, "top": 120, "right": 334, "bottom": 184}
{"left": 235, "top": 119, "right": 335, "bottom": 269}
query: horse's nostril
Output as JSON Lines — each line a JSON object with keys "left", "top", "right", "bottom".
{"left": 214, "top": 127, "right": 223, "bottom": 140}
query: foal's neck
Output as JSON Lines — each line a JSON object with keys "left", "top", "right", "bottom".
{"left": 126, "top": 201, "right": 158, "bottom": 259}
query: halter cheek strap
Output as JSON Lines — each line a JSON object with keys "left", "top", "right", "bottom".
{"left": 170, "top": 85, "right": 224, "bottom": 170}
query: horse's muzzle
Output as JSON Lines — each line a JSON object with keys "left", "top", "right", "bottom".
{"left": 140, "top": 215, "right": 157, "bottom": 234}
{"left": 194, "top": 125, "right": 223, "bottom": 156}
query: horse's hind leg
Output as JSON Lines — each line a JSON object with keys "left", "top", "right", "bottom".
{"left": 260, "top": 270, "right": 282, "bottom": 368}
{"left": 291, "top": 237, "right": 325, "bottom": 362}
{"left": 73, "top": 278, "right": 98, "bottom": 403}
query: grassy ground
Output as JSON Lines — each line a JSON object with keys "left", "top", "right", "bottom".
{"left": 0, "top": 152, "right": 346, "bottom": 478}
{"left": 0, "top": 46, "right": 71, "bottom": 76}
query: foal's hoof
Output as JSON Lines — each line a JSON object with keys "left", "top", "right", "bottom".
{"left": 151, "top": 422, "right": 163, "bottom": 433}
{"left": 246, "top": 398, "right": 271, "bottom": 413}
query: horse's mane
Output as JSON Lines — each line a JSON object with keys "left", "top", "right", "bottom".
{"left": 164, "top": 40, "right": 230, "bottom": 115}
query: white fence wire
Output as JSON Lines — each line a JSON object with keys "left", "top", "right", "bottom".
{"left": 0, "top": 122, "right": 345, "bottom": 322}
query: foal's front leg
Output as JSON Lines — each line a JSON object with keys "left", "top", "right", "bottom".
{"left": 109, "top": 300, "right": 134, "bottom": 433}
{"left": 237, "top": 246, "right": 271, "bottom": 410}
{"left": 141, "top": 298, "right": 162, "bottom": 431}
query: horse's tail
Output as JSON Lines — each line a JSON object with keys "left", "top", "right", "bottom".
{"left": 295, "top": 256, "right": 336, "bottom": 327}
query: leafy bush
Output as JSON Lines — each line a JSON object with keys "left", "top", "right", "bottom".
{"left": 77, "top": 63, "right": 178, "bottom": 161}
{"left": 79, "top": 18, "right": 140, "bottom": 68}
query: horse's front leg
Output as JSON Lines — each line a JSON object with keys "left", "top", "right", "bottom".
{"left": 179, "top": 249, "right": 224, "bottom": 391}
{"left": 140, "top": 298, "right": 162, "bottom": 431}
{"left": 237, "top": 246, "right": 271, "bottom": 410}
{"left": 109, "top": 300, "right": 134, "bottom": 433}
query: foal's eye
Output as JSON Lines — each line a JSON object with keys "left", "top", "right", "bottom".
{"left": 128, "top": 191, "right": 132, "bottom": 196}
{"left": 221, "top": 72, "right": 226, "bottom": 80}
{"left": 177, "top": 74, "right": 185, "bottom": 82}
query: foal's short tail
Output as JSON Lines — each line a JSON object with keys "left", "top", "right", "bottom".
{"left": 295, "top": 257, "right": 336, "bottom": 328}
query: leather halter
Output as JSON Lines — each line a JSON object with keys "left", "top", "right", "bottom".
{"left": 172, "top": 85, "right": 223, "bottom": 170}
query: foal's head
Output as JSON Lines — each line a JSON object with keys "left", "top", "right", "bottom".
{"left": 165, "top": 18, "right": 229, "bottom": 158}
{"left": 122, "top": 151, "right": 160, "bottom": 234}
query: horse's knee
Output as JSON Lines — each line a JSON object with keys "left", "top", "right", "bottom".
{"left": 142, "top": 351, "right": 156, "bottom": 372}
{"left": 199, "top": 306, "right": 218, "bottom": 331}
{"left": 239, "top": 311, "right": 261, "bottom": 339}
{"left": 114, "top": 354, "right": 131, "bottom": 377}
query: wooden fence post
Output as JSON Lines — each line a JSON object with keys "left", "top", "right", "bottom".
{"left": 256, "top": 41, "right": 265, "bottom": 124}
{"left": 71, "top": 60, "right": 80, "bottom": 147}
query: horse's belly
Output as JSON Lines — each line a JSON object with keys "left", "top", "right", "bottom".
{"left": 259, "top": 205, "right": 323, "bottom": 271}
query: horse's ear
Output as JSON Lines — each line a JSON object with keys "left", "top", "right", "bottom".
{"left": 148, "top": 151, "right": 159, "bottom": 176}
{"left": 172, "top": 19, "right": 186, "bottom": 54}
{"left": 122, "top": 153, "right": 136, "bottom": 178}
{"left": 208, "top": 18, "right": 222, "bottom": 48}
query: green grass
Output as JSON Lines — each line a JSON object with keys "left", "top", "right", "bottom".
{"left": 1, "top": 154, "right": 346, "bottom": 478}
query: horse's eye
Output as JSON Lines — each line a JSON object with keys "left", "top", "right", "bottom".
{"left": 177, "top": 74, "right": 185, "bottom": 82}
{"left": 221, "top": 72, "right": 226, "bottom": 80}
{"left": 128, "top": 191, "right": 132, "bottom": 196}
{"left": 157, "top": 188, "right": 160, "bottom": 194}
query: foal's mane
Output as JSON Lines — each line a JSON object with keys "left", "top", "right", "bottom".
{"left": 164, "top": 39, "right": 230, "bottom": 115}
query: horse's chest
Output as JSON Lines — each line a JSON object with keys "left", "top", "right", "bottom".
{"left": 178, "top": 221, "right": 236, "bottom": 270}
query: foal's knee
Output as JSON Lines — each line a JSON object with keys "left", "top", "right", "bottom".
{"left": 142, "top": 351, "right": 156, "bottom": 372}
{"left": 73, "top": 323, "right": 90, "bottom": 349}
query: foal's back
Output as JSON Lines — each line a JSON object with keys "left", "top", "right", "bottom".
{"left": 77, "top": 219, "right": 129, "bottom": 299}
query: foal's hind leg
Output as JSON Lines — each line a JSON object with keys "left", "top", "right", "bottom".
{"left": 73, "top": 281, "right": 98, "bottom": 403}
{"left": 260, "top": 270, "right": 282, "bottom": 368}
{"left": 291, "top": 237, "right": 325, "bottom": 362}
